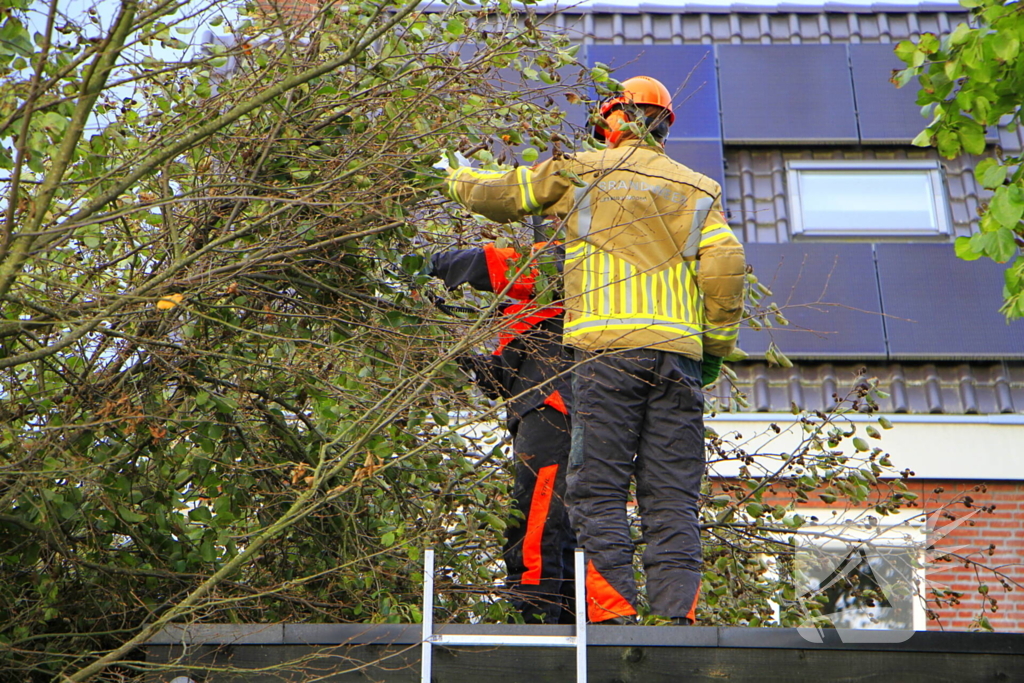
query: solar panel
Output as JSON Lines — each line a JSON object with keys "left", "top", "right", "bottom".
{"left": 876, "top": 244, "right": 1024, "bottom": 360}
{"left": 717, "top": 45, "right": 859, "bottom": 144}
{"left": 585, "top": 44, "right": 721, "bottom": 140}
{"left": 663, "top": 140, "right": 725, "bottom": 188}
{"left": 738, "top": 244, "right": 887, "bottom": 359}
{"left": 849, "top": 44, "right": 928, "bottom": 144}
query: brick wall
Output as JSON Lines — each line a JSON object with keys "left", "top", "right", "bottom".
{"left": 254, "top": 0, "right": 318, "bottom": 24}
{"left": 908, "top": 480, "right": 1023, "bottom": 632}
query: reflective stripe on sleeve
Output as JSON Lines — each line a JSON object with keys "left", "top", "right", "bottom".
{"left": 699, "top": 223, "right": 735, "bottom": 248}
{"left": 704, "top": 323, "right": 740, "bottom": 341}
{"left": 517, "top": 167, "right": 541, "bottom": 214}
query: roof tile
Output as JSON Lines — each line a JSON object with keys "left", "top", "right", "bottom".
{"left": 713, "top": 362, "right": 1024, "bottom": 414}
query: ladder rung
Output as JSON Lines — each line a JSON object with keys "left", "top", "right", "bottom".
{"left": 429, "top": 634, "right": 578, "bottom": 647}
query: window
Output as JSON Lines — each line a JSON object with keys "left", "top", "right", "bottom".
{"left": 792, "top": 509, "right": 927, "bottom": 636}
{"left": 787, "top": 161, "right": 951, "bottom": 238}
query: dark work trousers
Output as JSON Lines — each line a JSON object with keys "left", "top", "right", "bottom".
{"left": 503, "top": 405, "right": 576, "bottom": 624}
{"left": 566, "top": 348, "right": 705, "bottom": 623}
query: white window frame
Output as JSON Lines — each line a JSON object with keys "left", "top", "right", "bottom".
{"left": 786, "top": 160, "right": 952, "bottom": 239}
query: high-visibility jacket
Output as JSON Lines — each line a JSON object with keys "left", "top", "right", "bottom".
{"left": 447, "top": 141, "right": 746, "bottom": 360}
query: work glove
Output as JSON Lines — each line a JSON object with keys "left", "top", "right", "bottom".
{"left": 432, "top": 151, "right": 471, "bottom": 171}
{"left": 701, "top": 353, "right": 724, "bottom": 387}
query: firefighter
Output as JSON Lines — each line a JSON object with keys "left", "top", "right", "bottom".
{"left": 429, "top": 241, "right": 576, "bottom": 624}
{"left": 443, "top": 76, "right": 746, "bottom": 624}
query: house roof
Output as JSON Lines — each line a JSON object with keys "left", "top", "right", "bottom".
{"left": 714, "top": 361, "right": 1024, "bottom": 414}
{"left": 517, "top": 0, "right": 965, "bottom": 14}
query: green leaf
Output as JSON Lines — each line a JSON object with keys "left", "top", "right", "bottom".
{"left": 119, "top": 507, "right": 147, "bottom": 523}
{"left": 989, "top": 185, "right": 1024, "bottom": 228}
{"left": 974, "top": 157, "right": 1007, "bottom": 189}
{"left": 936, "top": 128, "right": 960, "bottom": 157}
{"left": 894, "top": 40, "right": 918, "bottom": 66}
{"left": 955, "top": 235, "right": 983, "bottom": 261}
{"left": 446, "top": 18, "right": 464, "bottom": 36}
{"left": 958, "top": 123, "right": 986, "bottom": 155}
{"left": 892, "top": 67, "right": 917, "bottom": 89}
{"left": 970, "top": 230, "right": 995, "bottom": 255}
{"left": 40, "top": 112, "right": 68, "bottom": 133}
{"left": 918, "top": 33, "right": 939, "bottom": 55}
{"left": 381, "top": 531, "right": 395, "bottom": 546}
{"left": 911, "top": 128, "right": 932, "bottom": 147}
{"left": 944, "top": 57, "right": 962, "bottom": 81}
{"left": 973, "top": 96, "right": 992, "bottom": 125}
{"left": 949, "top": 22, "right": 971, "bottom": 46}
{"left": 991, "top": 228, "right": 1018, "bottom": 263}
{"left": 992, "top": 30, "right": 1020, "bottom": 62}
{"left": 1004, "top": 258, "right": 1023, "bottom": 295}
{"left": 852, "top": 437, "right": 869, "bottom": 452}
{"left": 521, "top": 147, "right": 539, "bottom": 163}
{"left": 189, "top": 506, "right": 212, "bottom": 523}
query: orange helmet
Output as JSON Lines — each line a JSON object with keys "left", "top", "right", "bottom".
{"left": 599, "top": 75, "right": 675, "bottom": 124}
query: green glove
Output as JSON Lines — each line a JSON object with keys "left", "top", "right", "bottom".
{"left": 701, "top": 354, "right": 723, "bottom": 387}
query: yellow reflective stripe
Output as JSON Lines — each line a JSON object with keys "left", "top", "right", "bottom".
{"left": 601, "top": 249, "right": 612, "bottom": 316}
{"left": 615, "top": 255, "right": 627, "bottom": 315}
{"left": 564, "top": 316, "right": 703, "bottom": 337}
{"left": 701, "top": 222, "right": 730, "bottom": 235}
{"left": 446, "top": 167, "right": 464, "bottom": 200}
{"left": 584, "top": 243, "right": 597, "bottom": 317}
{"left": 699, "top": 231, "right": 733, "bottom": 248}
{"left": 668, "top": 264, "right": 682, "bottom": 322}
{"left": 565, "top": 314, "right": 704, "bottom": 328}
{"left": 705, "top": 324, "right": 740, "bottom": 341}
{"left": 517, "top": 167, "right": 540, "bottom": 213}
{"left": 561, "top": 242, "right": 585, "bottom": 259}
{"left": 683, "top": 267, "right": 698, "bottom": 320}
{"left": 629, "top": 260, "right": 640, "bottom": 313}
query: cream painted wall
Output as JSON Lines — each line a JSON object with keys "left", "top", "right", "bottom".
{"left": 705, "top": 413, "right": 1024, "bottom": 480}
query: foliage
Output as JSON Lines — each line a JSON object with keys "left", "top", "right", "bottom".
{"left": 895, "top": 0, "right": 1024, "bottom": 319}
{"left": 0, "top": 0, "right": 586, "bottom": 678}
{"left": 0, "top": 0, "right": 1009, "bottom": 680}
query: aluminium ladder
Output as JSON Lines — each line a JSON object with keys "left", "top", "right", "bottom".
{"left": 420, "top": 548, "right": 587, "bottom": 683}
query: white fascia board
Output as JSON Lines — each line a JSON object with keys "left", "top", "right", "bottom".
{"left": 706, "top": 413, "right": 1024, "bottom": 481}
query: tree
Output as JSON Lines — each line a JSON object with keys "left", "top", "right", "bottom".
{"left": 895, "top": 0, "right": 1024, "bottom": 319}
{"left": 0, "top": 0, "right": 1009, "bottom": 680}
{"left": 0, "top": 0, "right": 588, "bottom": 678}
